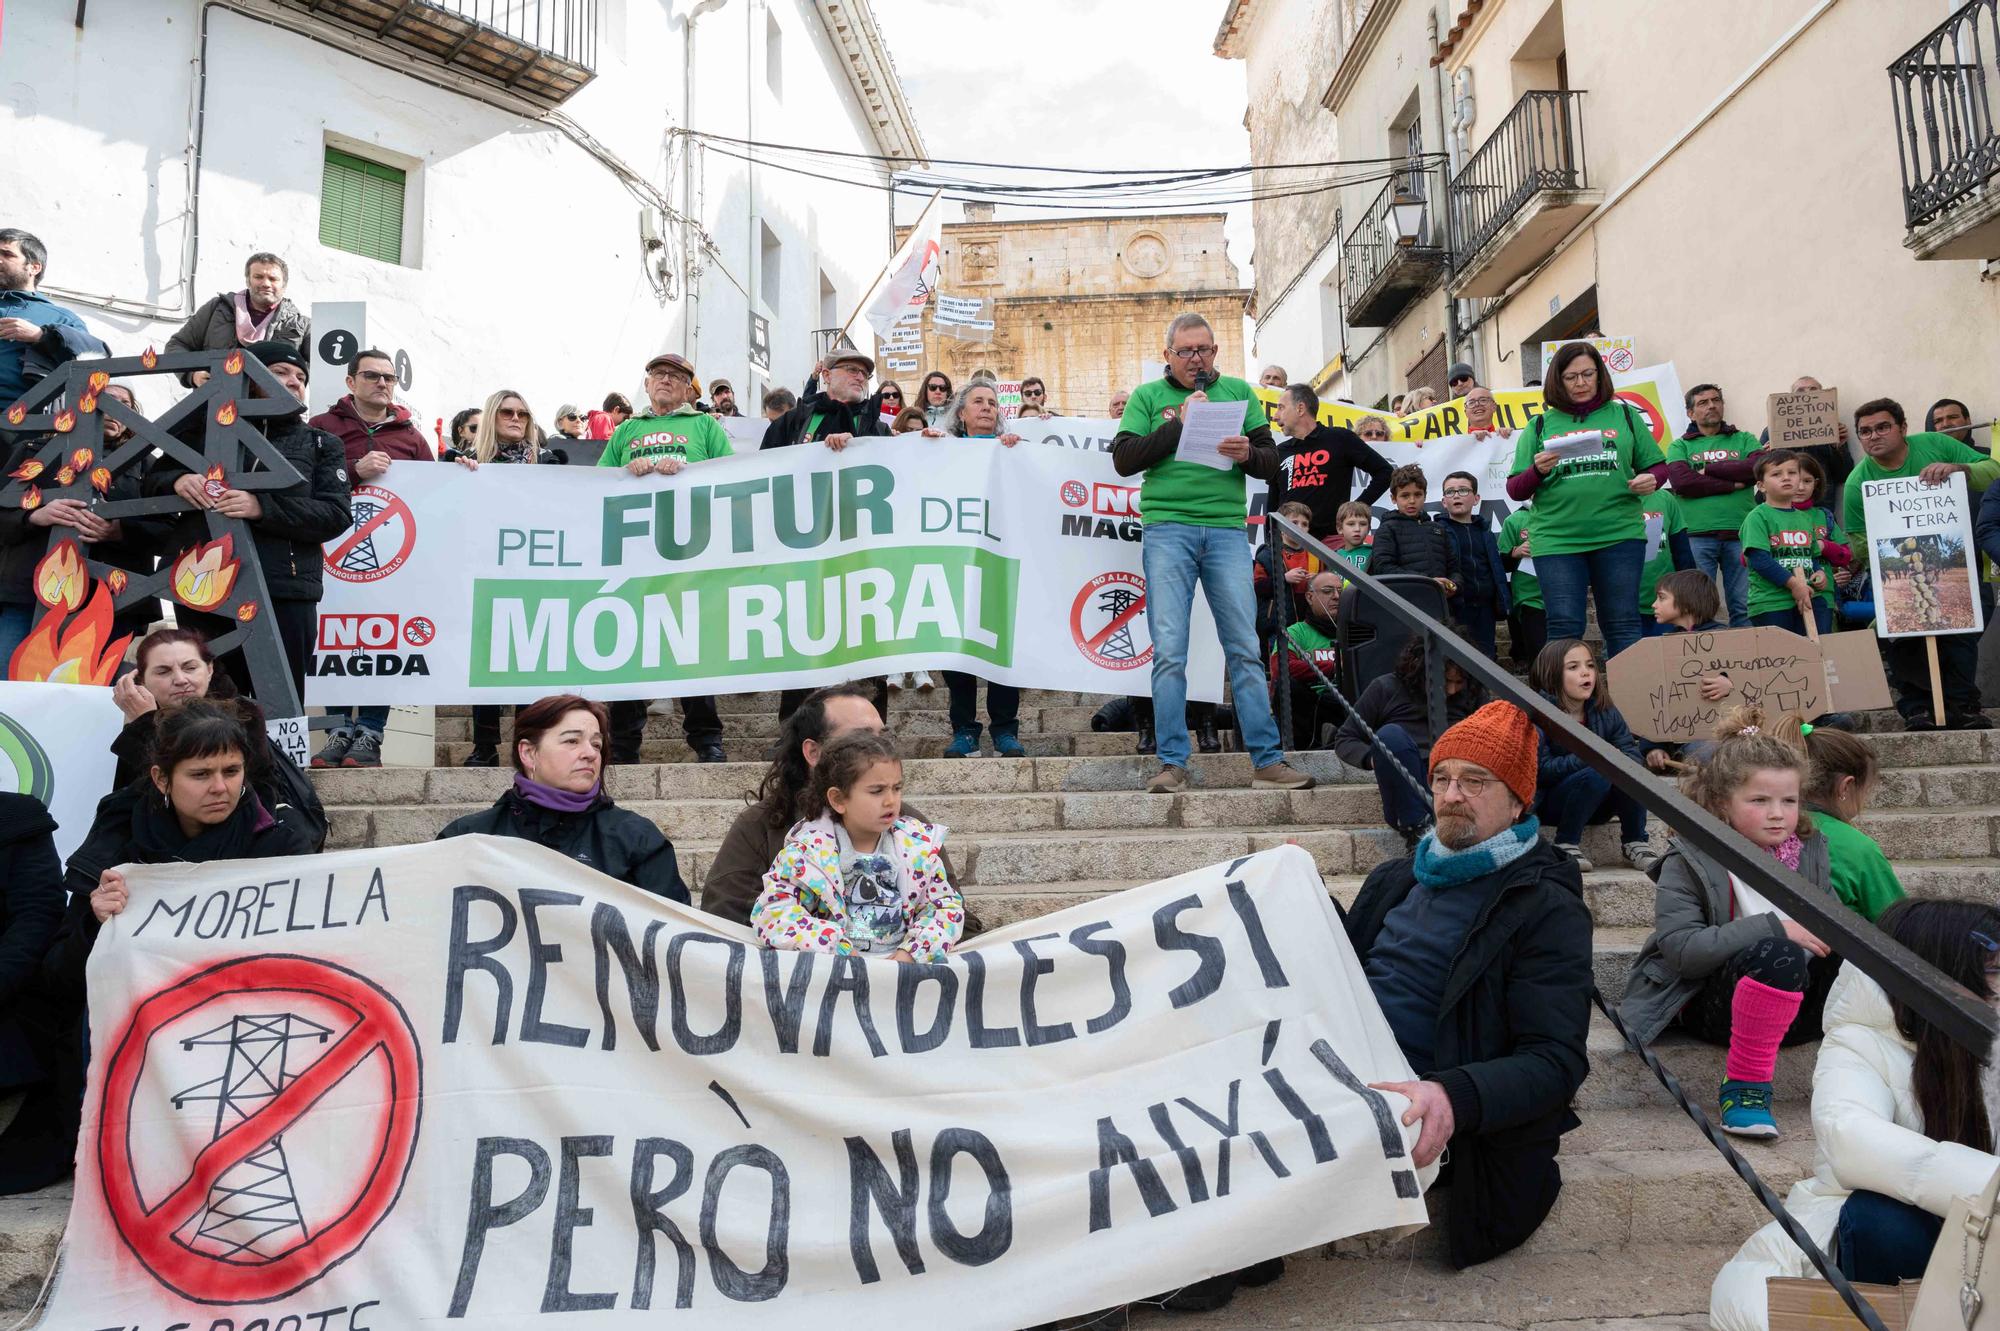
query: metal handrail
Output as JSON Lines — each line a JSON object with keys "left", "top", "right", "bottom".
{"left": 427, "top": 0, "right": 598, "bottom": 68}
{"left": 1891, "top": 0, "right": 2000, "bottom": 229}
{"left": 1339, "top": 160, "right": 1448, "bottom": 308}
{"left": 1449, "top": 89, "right": 1589, "bottom": 267}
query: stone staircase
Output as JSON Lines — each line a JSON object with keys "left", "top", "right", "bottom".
{"left": 4, "top": 687, "right": 1995, "bottom": 1329}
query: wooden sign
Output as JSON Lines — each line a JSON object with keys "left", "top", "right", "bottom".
{"left": 1766, "top": 387, "right": 1841, "bottom": 450}
{"left": 1606, "top": 627, "right": 1891, "bottom": 743}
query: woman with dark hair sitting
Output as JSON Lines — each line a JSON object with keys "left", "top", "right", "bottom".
{"left": 1334, "top": 635, "right": 1486, "bottom": 849}
{"left": 705, "top": 683, "right": 959, "bottom": 927}
{"left": 1709, "top": 896, "right": 2000, "bottom": 1331}
{"left": 107, "top": 627, "right": 326, "bottom": 850}
{"left": 436, "top": 693, "right": 687, "bottom": 902}
{"left": 1, "top": 700, "right": 315, "bottom": 1193}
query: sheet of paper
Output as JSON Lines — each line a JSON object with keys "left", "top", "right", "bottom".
{"left": 1176, "top": 397, "right": 1250, "bottom": 471}
{"left": 1545, "top": 429, "right": 1606, "bottom": 460}
{"left": 1728, "top": 872, "right": 1796, "bottom": 924}
{"left": 1643, "top": 511, "right": 1667, "bottom": 563}
{"left": 1518, "top": 556, "right": 1537, "bottom": 576}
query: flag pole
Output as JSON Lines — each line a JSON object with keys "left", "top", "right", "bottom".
{"left": 834, "top": 188, "right": 944, "bottom": 353}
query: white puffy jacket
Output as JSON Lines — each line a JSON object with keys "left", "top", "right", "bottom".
{"left": 1710, "top": 964, "right": 2000, "bottom": 1331}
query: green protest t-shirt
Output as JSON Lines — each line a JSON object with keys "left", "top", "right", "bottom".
{"left": 1637, "top": 491, "right": 1686, "bottom": 610}
{"left": 1334, "top": 541, "right": 1373, "bottom": 582}
{"left": 1665, "top": 428, "right": 1762, "bottom": 534}
{"left": 1807, "top": 507, "right": 1849, "bottom": 608}
{"left": 1740, "top": 502, "right": 1829, "bottom": 615}
{"left": 1509, "top": 400, "right": 1667, "bottom": 555}
{"left": 1119, "top": 373, "right": 1260, "bottom": 528}
{"left": 599, "top": 408, "right": 735, "bottom": 468}
{"left": 1497, "top": 507, "right": 1540, "bottom": 610}
{"left": 1842, "top": 430, "right": 2000, "bottom": 549}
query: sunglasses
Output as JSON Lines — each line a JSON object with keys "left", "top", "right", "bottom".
{"left": 495, "top": 407, "right": 530, "bottom": 420}
{"left": 880, "top": 391, "right": 903, "bottom": 401}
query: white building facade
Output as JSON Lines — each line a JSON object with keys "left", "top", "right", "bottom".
{"left": 0, "top": 0, "right": 924, "bottom": 428}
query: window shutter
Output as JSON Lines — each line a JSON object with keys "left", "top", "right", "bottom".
{"left": 320, "top": 148, "right": 406, "bottom": 265}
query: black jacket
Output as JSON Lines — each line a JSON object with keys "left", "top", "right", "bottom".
{"left": 1334, "top": 676, "right": 1483, "bottom": 770}
{"left": 110, "top": 705, "right": 328, "bottom": 850}
{"left": 1371, "top": 510, "right": 1461, "bottom": 584}
{"left": 148, "top": 409, "right": 352, "bottom": 601}
{"left": 1345, "top": 839, "right": 1593, "bottom": 1268}
{"left": 1271, "top": 424, "right": 1394, "bottom": 536}
{"left": 1442, "top": 517, "right": 1511, "bottom": 618}
{"left": 0, "top": 433, "right": 167, "bottom": 614}
{"left": 0, "top": 794, "right": 61, "bottom": 1010}
{"left": 438, "top": 787, "right": 688, "bottom": 903}
{"left": 164, "top": 293, "right": 310, "bottom": 388}
{"left": 44, "top": 783, "right": 315, "bottom": 1002}
{"left": 761, "top": 392, "right": 889, "bottom": 450}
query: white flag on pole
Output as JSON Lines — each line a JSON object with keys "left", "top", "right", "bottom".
{"left": 861, "top": 203, "right": 942, "bottom": 340}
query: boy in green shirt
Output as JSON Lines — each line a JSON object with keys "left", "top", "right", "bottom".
{"left": 600, "top": 351, "right": 729, "bottom": 762}
{"left": 1842, "top": 397, "right": 1999, "bottom": 729}
{"left": 1331, "top": 499, "right": 1374, "bottom": 581}
{"left": 1741, "top": 449, "right": 1849, "bottom": 636}
{"left": 1497, "top": 504, "right": 1543, "bottom": 667}
{"left": 1112, "top": 312, "right": 1314, "bottom": 794}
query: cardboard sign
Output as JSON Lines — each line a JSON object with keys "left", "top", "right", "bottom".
{"left": 265, "top": 714, "right": 311, "bottom": 769}
{"left": 1606, "top": 627, "right": 1891, "bottom": 743}
{"left": 1767, "top": 388, "right": 1841, "bottom": 450}
{"left": 1862, "top": 472, "right": 1987, "bottom": 638}
{"left": 1541, "top": 335, "right": 1635, "bottom": 374}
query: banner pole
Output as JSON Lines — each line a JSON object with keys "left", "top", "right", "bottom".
{"left": 835, "top": 189, "right": 944, "bottom": 352}
{"left": 1925, "top": 635, "right": 1945, "bottom": 725}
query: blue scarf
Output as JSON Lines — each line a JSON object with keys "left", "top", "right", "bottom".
{"left": 1412, "top": 817, "right": 1541, "bottom": 888}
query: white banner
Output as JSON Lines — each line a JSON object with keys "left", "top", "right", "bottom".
{"left": 46, "top": 840, "right": 1432, "bottom": 1328}
{"left": 309, "top": 440, "right": 1227, "bottom": 705}
{"left": 0, "top": 680, "right": 123, "bottom": 861}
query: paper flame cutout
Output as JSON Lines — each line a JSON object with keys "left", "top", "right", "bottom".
{"left": 9, "top": 460, "right": 43, "bottom": 482}
{"left": 214, "top": 400, "right": 237, "bottom": 427}
{"left": 78, "top": 393, "right": 98, "bottom": 415}
{"left": 90, "top": 467, "right": 111, "bottom": 495}
{"left": 223, "top": 350, "right": 244, "bottom": 375}
{"left": 33, "top": 542, "right": 86, "bottom": 613}
{"left": 171, "top": 535, "right": 240, "bottom": 611}
{"left": 205, "top": 464, "right": 226, "bottom": 484}
{"left": 7, "top": 583, "right": 131, "bottom": 686}
{"left": 87, "top": 370, "right": 109, "bottom": 395}
{"left": 19, "top": 487, "right": 41, "bottom": 511}
{"left": 140, "top": 346, "right": 158, "bottom": 370}
{"left": 52, "top": 411, "right": 75, "bottom": 434}
{"left": 235, "top": 601, "right": 259, "bottom": 623}
{"left": 69, "top": 449, "right": 92, "bottom": 471}
{"left": 4, "top": 405, "right": 23, "bottom": 427}
{"left": 54, "top": 466, "right": 74, "bottom": 488}
{"left": 106, "top": 569, "right": 128, "bottom": 595}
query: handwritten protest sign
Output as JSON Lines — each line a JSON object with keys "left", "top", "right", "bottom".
{"left": 1606, "top": 627, "right": 1889, "bottom": 743}
{"left": 1862, "top": 473, "right": 1986, "bottom": 639}
{"left": 45, "top": 840, "right": 1433, "bottom": 1328}
{"left": 1541, "top": 335, "right": 1635, "bottom": 375}
{"left": 1766, "top": 388, "right": 1842, "bottom": 451}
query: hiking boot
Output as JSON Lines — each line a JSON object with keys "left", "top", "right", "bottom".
{"left": 1949, "top": 712, "right": 1995, "bottom": 731}
{"left": 1196, "top": 716, "right": 1222, "bottom": 753}
{"left": 341, "top": 730, "right": 383, "bottom": 768}
{"left": 1236, "top": 1257, "right": 1286, "bottom": 1288}
{"left": 1251, "top": 761, "right": 1314, "bottom": 790}
{"left": 1719, "top": 1079, "right": 1780, "bottom": 1139}
{"left": 1555, "top": 842, "right": 1594, "bottom": 872}
{"left": 989, "top": 725, "right": 1026, "bottom": 758}
{"left": 945, "top": 727, "right": 982, "bottom": 758}
{"left": 462, "top": 745, "right": 499, "bottom": 768}
{"left": 1146, "top": 764, "right": 1189, "bottom": 794}
{"left": 310, "top": 730, "right": 352, "bottom": 769}
{"left": 1135, "top": 721, "right": 1156, "bottom": 755}
{"left": 694, "top": 742, "right": 728, "bottom": 763}
{"left": 1622, "top": 841, "right": 1661, "bottom": 873}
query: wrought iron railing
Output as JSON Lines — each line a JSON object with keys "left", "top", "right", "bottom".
{"left": 1449, "top": 89, "right": 1589, "bottom": 268}
{"left": 1340, "top": 161, "right": 1447, "bottom": 307}
{"left": 429, "top": 0, "right": 598, "bottom": 67}
{"left": 1891, "top": 0, "right": 2000, "bottom": 229}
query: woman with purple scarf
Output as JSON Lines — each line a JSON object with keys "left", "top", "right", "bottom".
{"left": 436, "top": 694, "right": 689, "bottom": 903}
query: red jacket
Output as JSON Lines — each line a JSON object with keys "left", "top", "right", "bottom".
{"left": 310, "top": 396, "right": 434, "bottom": 466}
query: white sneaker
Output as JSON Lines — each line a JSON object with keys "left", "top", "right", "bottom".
{"left": 912, "top": 670, "right": 935, "bottom": 692}
{"left": 887, "top": 673, "right": 909, "bottom": 691}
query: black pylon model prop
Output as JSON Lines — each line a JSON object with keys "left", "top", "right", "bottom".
{"left": 1, "top": 347, "right": 311, "bottom": 715}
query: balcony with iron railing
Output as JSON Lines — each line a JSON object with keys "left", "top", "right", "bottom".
{"left": 267, "top": 0, "right": 598, "bottom": 106}
{"left": 1447, "top": 89, "right": 1597, "bottom": 297}
{"left": 1891, "top": 0, "right": 2000, "bottom": 260}
{"left": 1340, "top": 160, "right": 1450, "bottom": 328}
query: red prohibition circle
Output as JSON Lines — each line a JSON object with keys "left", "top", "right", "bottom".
{"left": 1070, "top": 571, "right": 1152, "bottom": 671}
{"left": 96, "top": 955, "right": 423, "bottom": 1305}
{"left": 325, "top": 486, "right": 417, "bottom": 584}
{"left": 1614, "top": 390, "right": 1666, "bottom": 443}
{"left": 403, "top": 616, "right": 436, "bottom": 647}
{"left": 1059, "top": 479, "right": 1089, "bottom": 508}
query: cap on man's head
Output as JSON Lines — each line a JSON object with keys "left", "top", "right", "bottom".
{"left": 709, "top": 378, "right": 733, "bottom": 395}
{"left": 645, "top": 351, "right": 702, "bottom": 396}
{"left": 244, "top": 340, "right": 308, "bottom": 380}
{"left": 826, "top": 349, "right": 875, "bottom": 376}
{"left": 1447, "top": 362, "right": 1477, "bottom": 384}
{"left": 1429, "top": 700, "right": 1538, "bottom": 807}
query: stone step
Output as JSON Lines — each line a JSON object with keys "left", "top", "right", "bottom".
{"left": 434, "top": 730, "right": 1207, "bottom": 764}
{"left": 430, "top": 702, "right": 1125, "bottom": 745}
{"left": 1580, "top": 1012, "right": 1818, "bottom": 1112}
{"left": 433, "top": 689, "right": 1114, "bottom": 718}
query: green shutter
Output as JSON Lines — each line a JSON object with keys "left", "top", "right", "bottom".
{"left": 319, "top": 147, "right": 406, "bottom": 265}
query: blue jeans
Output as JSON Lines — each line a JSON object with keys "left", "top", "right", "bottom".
{"left": 1690, "top": 535, "right": 1751, "bottom": 627}
{"left": 1536, "top": 538, "right": 1646, "bottom": 660}
{"left": 1536, "top": 767, "right": 1647, "bottom": 845}
{"left": 1370, "top": 724, "right": 1432, "bottom": 830}
{"left": 1141, "top": 522, "right": 1283, "bottom": 770}
{"left": 334, "top": 706, "right": 391, "bottom": 738}
{"left": 1835, "top": 1191, "right": 1942, "bottom": 1285}
{"left": 0, "top": 605, "right": 33, "bottom": 676}
{"left": 1454, "top": 601, "right": 1499, "bottom": 660}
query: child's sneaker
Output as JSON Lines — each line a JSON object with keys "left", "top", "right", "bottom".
{"left": 1554, "top": 842, "right": 1594, "bottom": 873}
{"left": 1719, "top": 1079, "right": 1780, "bottom": 1138}
{"left": 912, "top": 670, "right": 935, "bottom": 692}
{"left": 1622, "top": 841, "right": 1661, "bottom": 873}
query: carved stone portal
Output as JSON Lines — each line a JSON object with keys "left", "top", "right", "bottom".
{"left": 1122, "top": 231, "right": 1171, "bottom": 279}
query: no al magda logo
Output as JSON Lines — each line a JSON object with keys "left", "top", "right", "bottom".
{"left": 326, "top": 485, "right": 416, "bottom": 584}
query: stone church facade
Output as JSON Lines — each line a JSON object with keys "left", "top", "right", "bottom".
{"left": 886, "top": 205, "right": 1251, "bottom": 417}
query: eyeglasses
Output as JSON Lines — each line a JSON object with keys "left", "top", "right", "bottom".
{"left": 1442, "top": 487, "right": 1476, "bottom": 497}
{"left": 1559, "top": 368, "right": 1597, "bottom": 385}
{"left": 495, "top": 407, "right": 530, "bottom": 420}
{"left": 1169, "top": 346, "right": 1218, "bottom": 360}
{"left": 1856, "top": 421, "right": 1899, "bottom": 438}
{"left": 1429, "top": 771, "right": 1494, "bottom": 797}
{"left": 354, "top": 370, "right": 396, "bottom": 384}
